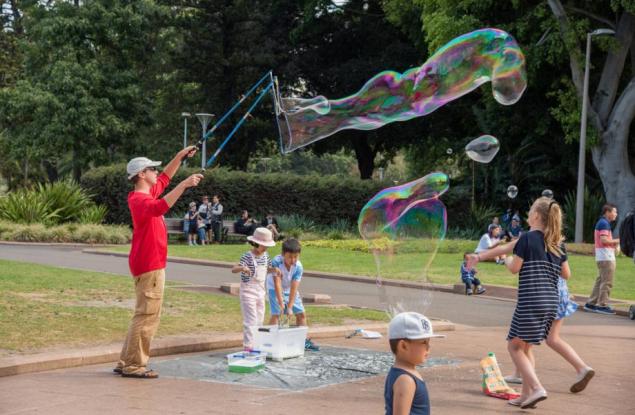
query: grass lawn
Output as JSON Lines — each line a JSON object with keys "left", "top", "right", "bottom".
{"left": 0, "top": 259, "right": 387, "bottom": 355}
{"left": 106, "top": 243, "right": 635, "bottom": 301}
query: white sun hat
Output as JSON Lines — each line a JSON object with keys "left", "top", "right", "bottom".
{"left": 247, "top": 227, "right": 276, "bottom": 247}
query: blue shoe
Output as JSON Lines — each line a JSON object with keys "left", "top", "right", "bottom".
{"left": 594, "top": 305, "right": 616, "bottom": 315}
{"left": 583, "top": 303, "right": 596, "bottom": 312}
{"left": 305, "top": 338, "right": 320, "bottom": 351}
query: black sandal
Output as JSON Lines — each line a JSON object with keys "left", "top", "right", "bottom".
{"left": 121, "top": 370, "right": 159, "bottom": 379}
{"left": 113, "top": 367, "right": 123, "bottom": 374}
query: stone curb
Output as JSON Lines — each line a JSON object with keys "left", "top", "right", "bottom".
{"left": 0, "top": 241, "right": 120, "bottom": 248}
{"left": 0, "top": 321, "right": 454, "bottom": 378}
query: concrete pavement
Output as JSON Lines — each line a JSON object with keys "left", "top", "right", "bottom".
{"left": 1, "top": 323, "right": 633, "bottom": 414}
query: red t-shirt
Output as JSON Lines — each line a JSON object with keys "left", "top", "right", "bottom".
{"left": 128, "top": 173, "right": 171, "bottom": 276}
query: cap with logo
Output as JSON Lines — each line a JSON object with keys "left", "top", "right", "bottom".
{"left": 388, "top": 312, "right": 445, "bottom": 340}
{"left": 126, "top": 157, "right": 162, "bottom": 180}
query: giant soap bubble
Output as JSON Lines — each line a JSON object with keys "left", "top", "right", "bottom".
{"left": 276, "top": 28, "right": 526, "bottom": 153}
{"left": 358, "top": 172, "right": 449, "bottom": 316}
{"left": 465, "top": 135, "right": 500, "bottom": 163}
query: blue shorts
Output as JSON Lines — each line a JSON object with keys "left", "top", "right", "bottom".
{"left": 268, "top": 289, "right": 305, "bottom": 315}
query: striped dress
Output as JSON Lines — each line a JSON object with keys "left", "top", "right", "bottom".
{"left": 508, "top": 230, "right": 566, "bottom": 345}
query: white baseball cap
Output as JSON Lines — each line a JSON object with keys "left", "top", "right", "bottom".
{"left": 127, "top": 157, "right": 162, "bottom": 180}
{"left": 388, "top": 312, "right": 445, "bottom": 340}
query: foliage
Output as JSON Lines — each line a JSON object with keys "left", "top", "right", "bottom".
{"left": 81, "top": 165, "right": 387, "bottom": 226}
{"left": 246, "top": 149, "right": 358, "bottom": 176}
{"left": 562, "top": 188, "right": 607, "bottom": 242}
{"left": 77, "top": 205, "right": 109, "bottom": 225}
{"left": 0, "top": 188, "right": 59, "bottom": 225}
{"left": 0, "top": 221, "right": 130, "bottom": 244}
{"left": 0, "top": 180, "right": 107, "bottom": 225}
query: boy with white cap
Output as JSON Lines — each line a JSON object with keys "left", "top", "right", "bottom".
{"left": 231, "top": 227, "right": 281, "bottom": 350}
{"left": 385, "top": 312, "right": 444, "bottom": 415}
{"left": 115, "top": 147, "right": 202, "bottom": 379}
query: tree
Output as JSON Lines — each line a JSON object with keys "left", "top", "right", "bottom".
{"left": 0, "top": 0, "right": 170, "bottom": 181}
{"left": 383, "top": 0, "right": 633, "bottom": 223}
{"left": 284, "top": 0, "right": 423, "bottom": 179}
{"left": 547, "top": 0, "right": 635, "bottom": 228}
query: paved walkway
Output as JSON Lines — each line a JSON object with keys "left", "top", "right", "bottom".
{"left": 1, "top": 324, "right": 633, "bottom": 414}
{"left": 1, "top": 243, "right": 634, "bottom": 414}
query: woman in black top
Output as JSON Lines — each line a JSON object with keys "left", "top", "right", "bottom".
{"left": 467, "top": 197, "right": 568, "bottom": 409}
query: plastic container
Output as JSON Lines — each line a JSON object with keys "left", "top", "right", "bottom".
{"left": 253, "top": 325, "right": 308, "bottom": 361}
{"left": 226, "top": 350, "right": 267, "bottom": 373}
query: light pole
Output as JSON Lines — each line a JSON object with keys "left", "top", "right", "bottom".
{"left": 574, "top": 28, "right": 615, "bottom": 243}
{"left": 195, "top": 113, "right": 215, "bottom": 170}
{"left": 181, "top": 112, "right": 191, "bottom": 166}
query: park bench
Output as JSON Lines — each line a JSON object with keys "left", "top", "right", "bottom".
{"left": 164, "top": 217, "right": 247, "bottom": 243}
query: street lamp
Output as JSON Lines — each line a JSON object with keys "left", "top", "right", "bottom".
{"left": 574, "top": 28, "right": 615, "bottom": 243}
{"left": 181, "top": 112, "right": 191, "bottom": 166}
{"left": 195, "top": 113, "right": 215, "bottom": 170}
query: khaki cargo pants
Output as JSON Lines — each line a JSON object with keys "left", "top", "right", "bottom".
{"left": 117, "top": 269, "right": 165, "bottom": 375}
{"left": 588, "top": 261, "right": 616, "bottom": 307}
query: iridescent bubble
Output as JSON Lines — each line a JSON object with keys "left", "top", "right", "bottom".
{"left": 541, "top": 189, "right": 554, "bottom": 199}
{"left": 358, "top": 172, "right": 449, "bottom": 316}
{"left": 507, "top": 185, "right": 518, "bottom": 199}
{"left": 446, "top": 148, "right": 453, "bottom": 155}
{"left": 465, "top": 135, "right": 500, "bottom": 163}
{"left": 276, "top": 28, "right": 526, "bottom": 152}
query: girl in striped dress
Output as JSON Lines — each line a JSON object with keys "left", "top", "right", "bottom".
{"left": 468, "top": 197, "right": 567, "bottom": 409}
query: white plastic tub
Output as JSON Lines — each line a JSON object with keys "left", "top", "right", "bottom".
{"left": 253, "top": 325, "right": 308, "bottom": 361}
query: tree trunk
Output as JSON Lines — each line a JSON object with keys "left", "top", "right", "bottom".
{"left": 352, "top": 137, "right": 375, "bottom": 180}
{"left": 42, "top": 160, "right": 59, "bottom": 182}
{"left": 591, "top": 78, "right": 635, "bottom": 229}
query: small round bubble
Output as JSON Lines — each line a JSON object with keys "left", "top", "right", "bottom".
{"left": 507, "top": 185, "right": 519, "bottom": 199}
{"left": 541, "top": 189, "right": 554, "bottom": 199}
{"left": 465, "top": 135, "right": 500, "bottom": 163}
{"left": 446, "top": 148, "right": 453, "bottom": 155}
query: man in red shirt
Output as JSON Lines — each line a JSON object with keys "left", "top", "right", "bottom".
{"left": 115, "top": 146, "right": 202, "bottom": 378}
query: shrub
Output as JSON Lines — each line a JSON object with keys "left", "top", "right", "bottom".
{"left": 37, "top": 180, "right": 94, "bottom": 223}
{"left": 0, "top": 189, "right": 59, "bottom": 224}
{"left": 562, "top": 188, "right": 606, "bottom": 243}
{"left": 0, "top": 180, "right": 108, "bottom": 225}
{"left": 81, "top": 165, "right": 386, "bottom": 226}
{"left": 78, "top": 205, "right": 108, "bottom": 224}
{"left": 0, "top": 221, "right": 131, "bottom": 244}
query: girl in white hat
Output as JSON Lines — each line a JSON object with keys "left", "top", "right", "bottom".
{"left": 231, "top": 227, "right": 281, "bottom": 350}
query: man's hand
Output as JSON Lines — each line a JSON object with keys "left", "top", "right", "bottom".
{"left": 180, "top": 173, "right": 203, "bottom": 189}
{"left": 179, "top": 145, "right": 198, "bottom": 161}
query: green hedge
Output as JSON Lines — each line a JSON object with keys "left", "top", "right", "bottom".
{"left": 81, "top": 164, "right": 474, "bottom": 230}
{"left": 80, "top": 165, "right": 388, "bottom": 226}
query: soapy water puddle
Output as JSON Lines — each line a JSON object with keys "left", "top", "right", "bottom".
{"left": 152, "top": 346, "right": 460, "bottom": 391}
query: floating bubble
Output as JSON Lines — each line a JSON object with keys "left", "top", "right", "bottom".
{"left": 541, "top": 189, "right": 554, "bottom": 199}
{"left": 358, "top": 172, "right": 449, "bottom": 316}
{"left": 276, "top": 28, "right": 526, "bottom": 153}
{"left": 446, "top": 148, "right": 453, "bottom": 155}
{"left": 465, "top": 135, "right": 500, "bottom": 163}
{"left": 507, "top": 185, "right": 518, "bottom": 199}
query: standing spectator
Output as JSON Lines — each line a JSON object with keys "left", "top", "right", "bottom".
{"left": 210, "top": 195, "right": 224, "bottom": 243}
{"left": 115, "top": 147, "right": 202, "bottom": 378}
{"left": 198, "top": 195, "right": 211, "bottom": 242}
{"left": 584, "top": 204, "right": 620, "bottom": 315}
{"left": 234, "top": 210, "right": 258, "bottom": 236}
{"left": 185, "top": 202, "right": 200, "bottom": 246}
{"left": 261, "top": 211, "right": 281, "bottom": 240}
